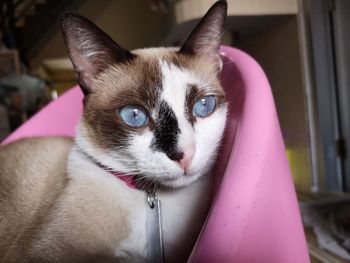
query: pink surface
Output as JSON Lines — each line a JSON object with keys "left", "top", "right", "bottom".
{"left": 189, "top": 47, "right": 309, "bottom": 262}
{"left": 3, "top": 87, "right": 83, "bottom": 143}
{"left": 2, "top": 46, "right": 309, "bottom": 263}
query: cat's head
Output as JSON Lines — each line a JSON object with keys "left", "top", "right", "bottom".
{"left": 61, "top": 1, "right": 227, "bottom": 188}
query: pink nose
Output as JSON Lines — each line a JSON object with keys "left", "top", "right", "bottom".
{"left": 178, "top": 144, "right": 195, "bottom": 173}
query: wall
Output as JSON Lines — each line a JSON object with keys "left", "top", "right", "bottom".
{"left": 175, "top": 0, "right": 297, "bottom": 23}
{"left": 31, "top": 0, "right": 173, "bottom": 68}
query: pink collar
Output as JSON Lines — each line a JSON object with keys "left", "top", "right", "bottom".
{"left": 78, "top": 148, "right": 137, "bottom": 189}
{"left": 110, "top": 171, "right": 137, "bottom": 189}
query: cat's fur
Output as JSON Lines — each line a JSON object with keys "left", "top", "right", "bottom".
{"left": 0, "top": 1, "right": 227, "bottom": 262}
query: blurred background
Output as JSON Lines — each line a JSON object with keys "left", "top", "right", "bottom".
{"left": 0, "top": 0, "right": 349, "bottom": 261}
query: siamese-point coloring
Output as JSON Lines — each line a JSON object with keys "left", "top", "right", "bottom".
{"left": 0, "top": 1, "right": 228, "bottom": 262}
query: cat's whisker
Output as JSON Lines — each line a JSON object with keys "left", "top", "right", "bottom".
{"left": 121, "top": 171, "right": 143, "bottom": 176}
{"left": 133, "top": 175, "right": 150, "bottom": 183}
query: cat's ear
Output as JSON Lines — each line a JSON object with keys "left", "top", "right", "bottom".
{"left": 179, "top": 0, "right": 227, "bottom": 69}
{"left": 60, "top": 13, "right": 134, "bottom": 95}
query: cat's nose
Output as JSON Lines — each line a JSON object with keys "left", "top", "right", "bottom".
{"left": 167, "top": 151, "right": 184, "bottom": 161}
{"left": 166, "top": 145, "right": 196, "bottom": 173}
{"left": 178, "top": 144, "right": 196, "bottom": 173}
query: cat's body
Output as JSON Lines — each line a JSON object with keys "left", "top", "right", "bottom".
{"left": 0, "top": 1, "right": 227, "bottom": 262}
{"left": 0, "top": 137, "right": 212, "bottom": 262}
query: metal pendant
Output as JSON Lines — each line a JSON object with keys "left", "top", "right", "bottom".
{"left": 146, "top": 185, "right": 164, "bottom": 263}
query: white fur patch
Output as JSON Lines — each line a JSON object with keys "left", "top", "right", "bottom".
{"left": 157, "top": 59, "right": 227, "bottom": 187}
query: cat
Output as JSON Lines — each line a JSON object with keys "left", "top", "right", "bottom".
{"left": 0, "top": 1, "right": 227, "bottom": 262}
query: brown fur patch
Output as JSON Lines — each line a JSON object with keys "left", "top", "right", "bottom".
{"left": 185, "top": 84, "right": 201, "bottom": 124}
{"left": 25, "top": 172, "right": 130, "bottom": 262}
{"left": 0, "top": 137, "right": 131, "bottom": 261}
{"left": 82, "top": 54, "right": 162, "bottom": 150}
{"left": 0, "top": 137, "right": 72, "bottom": 261}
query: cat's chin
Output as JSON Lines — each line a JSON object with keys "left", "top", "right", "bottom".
{"left": 155, "top": 174, "right": 202, "bottom": 189}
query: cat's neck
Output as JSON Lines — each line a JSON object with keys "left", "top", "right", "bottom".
{"left": 74, "top": 146, "right": 137, "bottom": 189}
{"left": 74, "top": 120, "right": 132, "bottom": 174}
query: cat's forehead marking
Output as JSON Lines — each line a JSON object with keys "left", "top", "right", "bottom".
{"left": 158, "top": 59, "right": 200, "bottom": 149}
{"left": 159, "top": 60, "right": 189, "bottom": 117}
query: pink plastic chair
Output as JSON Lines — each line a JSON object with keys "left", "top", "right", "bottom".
{"left": 2, "top": 46, "right": 310, "bottom": 263}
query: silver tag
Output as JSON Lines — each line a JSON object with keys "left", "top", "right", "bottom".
{"left": 146, "top": 190, "right": 164, "bottom": 263}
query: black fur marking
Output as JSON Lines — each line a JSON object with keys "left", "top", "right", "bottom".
{"left": 151, "top": 101, "right": 182, "bottom": 160}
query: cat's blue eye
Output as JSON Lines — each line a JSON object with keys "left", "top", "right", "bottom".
{"left": 193, "top": 95, "right": 216, "bottom": 118}
{"left": 119, "top": 105, "right": 149, "bottom": 128}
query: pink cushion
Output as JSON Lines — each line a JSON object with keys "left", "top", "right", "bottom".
{"left": 2, "top": 46, "right": 309, "bottom": 263}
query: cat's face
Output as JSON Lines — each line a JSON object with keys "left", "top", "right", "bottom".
{"left": 79, "top": 49, "right": 227, "bottom": 187}
{"left": 61, "top": 1, "right": 227, "bottom": 188}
